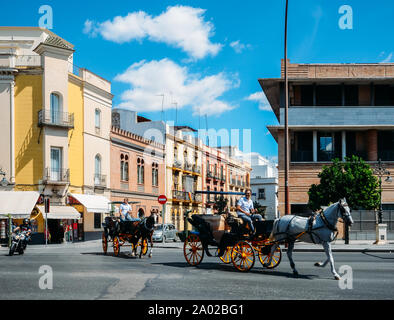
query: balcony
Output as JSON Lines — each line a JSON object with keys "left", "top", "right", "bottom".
{"left": 207, "top": 171, "right": 214, "bottom": 179}
{"left": 318, "top": 150, "right": 341, "bottom": 162}
{"left": 38, "top": 109, "right": 74, "bottom": 129}
{"left": 43, "top": 167, "right": 70, "bottom": 184}
{"left": 192, "top": 164, "right": 201, "bottom": 174}
{"left": 15, "top": 55, "right": 41, "bottom": 67}
{"left": 378, "top": 150, "right": 394, "bottom": 161}
{"left": 173, "top": 159, "right": 182, "bottom": 170}
{"left": 280, "top": 106, "right": 394, "bottom": 127}
{"left": 184, "top": 162, "right": 194, "bottom": 172}
{"left": 172, "top": 190, "right": 201, "bottom": 202}
{"left": 94, "top": 174, "right": 106, "bottom": 188}
{"left": 291, "top": 150, "right": 313, "bottom": 162}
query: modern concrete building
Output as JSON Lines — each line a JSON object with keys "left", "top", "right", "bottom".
{"left": 260, "top": 60, "right": 394, "bottom": 238}
{"left": 0, "top": 27, "right": 112, "bottom": 242}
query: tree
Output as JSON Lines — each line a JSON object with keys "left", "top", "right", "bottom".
{"left": 308, "top": 155, "right": 380, "bottom": 211}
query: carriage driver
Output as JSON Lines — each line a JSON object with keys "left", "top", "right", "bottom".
{"left": 236, "top": 190, "right": 262, "bottom": 235}
{"left": 119, "top": 198, "right": 140, "bottom": 222}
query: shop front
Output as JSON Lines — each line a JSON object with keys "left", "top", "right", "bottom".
{"left": 0, "top": 191, "right": 41, "bottom": 245}
{"left": 68, "top": 193, "right": 111, "bottom": 241}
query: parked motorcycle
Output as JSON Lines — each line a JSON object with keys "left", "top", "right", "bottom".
{"left": 9, "top": 231, "right": 29, "bottom": 256}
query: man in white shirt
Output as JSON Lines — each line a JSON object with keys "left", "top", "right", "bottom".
{"left": 119, "top": 198, "right": 140, "bottom": 222}
{"left": 236, "top": 190, "right": 262, "bottom": 234}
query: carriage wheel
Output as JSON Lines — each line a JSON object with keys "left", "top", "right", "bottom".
{"left": 219, "top": 247, "right": 232, "bottom": 264}
{"left": 258, "top": 245, "right": 282, "bottom": 269}
{"left": 231, "top": 241, "right": 255, "bottom": 272}
{"left": 184, "top": 234, "right": 204, "bottom": 266}
{"left": 113, "top": 236, "right": 120, "bottom": 257}
{"left": 102, "top": 232, "right": 108, "bottom": 254}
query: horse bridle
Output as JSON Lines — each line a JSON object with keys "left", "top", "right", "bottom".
{"left": 338, "top": 202, "right": 352, "bottom": 225}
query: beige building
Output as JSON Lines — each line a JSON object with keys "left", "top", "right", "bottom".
{"left": 0, "top": 27, "right": 112, "bottom": 242}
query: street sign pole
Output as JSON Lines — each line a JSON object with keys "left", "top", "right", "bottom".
{"left": 162, "top": 203, "right": 166, "bottom": 243}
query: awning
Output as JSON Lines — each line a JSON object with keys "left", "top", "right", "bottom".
{"left": 0, "top": 191, "right": 40, "bottom": 218}
{"left": 69, "top": 193, "right": 110, "bottom": 213}
{"left": 36, "top": 205, "right": 81, "bottom": 220}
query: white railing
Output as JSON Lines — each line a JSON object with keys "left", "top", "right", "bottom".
{"left": 15, "top": 55, "right": 41, "bottom": 67}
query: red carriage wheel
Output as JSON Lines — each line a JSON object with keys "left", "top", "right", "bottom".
{"left": 113, "top": 236, "right": 120, "bottom": 257}
{"left": 231, "top": 241, "right": 255, "bottom": 272}
{"left": 183, "top": 234, "right": 204, "bottom": 266}
{"left": 102, "top": 232, "right": 108, "bottom": 254}
{"left": 258, "top": 244, "right": 282, "bottom": 269}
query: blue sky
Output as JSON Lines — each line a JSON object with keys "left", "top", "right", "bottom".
{"left": 3, "top": 0, "right": 393, "bottom": 160}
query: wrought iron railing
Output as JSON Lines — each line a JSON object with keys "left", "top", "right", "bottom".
{"left": 173, "top": 159, "right": 182, "bottom": 169}
{"left": 38, "top": 109, "right": 74, "bottom": 128}
{"left": 94, "top": 174, "right": 106, "bottom": 187}
{"left": 44, "top": 167, "right": 70, "bottom": 182}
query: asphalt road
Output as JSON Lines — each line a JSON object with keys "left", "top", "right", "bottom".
{"left": 0, "top": 241, "right": 393, "bottom": 300}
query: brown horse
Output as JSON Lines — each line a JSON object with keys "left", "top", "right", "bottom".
{"left": 131, "top": 211, "right": 158, "bottom": 258}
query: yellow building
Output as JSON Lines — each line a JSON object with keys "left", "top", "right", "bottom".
{"left": 0, "top": 27, "right": 112, "bottom": 243}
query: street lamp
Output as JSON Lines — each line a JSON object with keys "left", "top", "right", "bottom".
{"left": 373, "top": 159, "right": 391, "bottom": 224}
{"left": 284, "top": 0, "right": 290, "bottom": 215}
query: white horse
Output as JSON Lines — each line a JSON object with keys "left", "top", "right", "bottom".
{"left": 266, "top": 198, "right": 353, "bottom": 280}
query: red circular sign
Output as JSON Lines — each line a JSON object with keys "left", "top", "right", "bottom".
{"left": 158, "top": 195, "right": 167, "bottom": 204}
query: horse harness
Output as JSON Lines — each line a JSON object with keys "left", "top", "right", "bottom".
{"left": 273, "top": 210, "right": 339, "bottom": 244}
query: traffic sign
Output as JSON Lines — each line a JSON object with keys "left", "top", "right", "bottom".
{"left": 158, "top": 195, "right": 167, "bottom": 205}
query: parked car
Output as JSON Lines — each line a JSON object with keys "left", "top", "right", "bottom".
{"left": 152, "top": 223, "right": 179, "bottom": 242}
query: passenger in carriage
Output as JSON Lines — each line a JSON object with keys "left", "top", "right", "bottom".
{"left": 236, "top": 190, "right": 262, "bottom": 235}
{"left": 119, "top": 198, "right": 141, "bottom": 222}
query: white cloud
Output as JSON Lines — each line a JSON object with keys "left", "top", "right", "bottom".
{"left": 84, "top": 6, "right": 222, "bottom": 60}
{"left": 114, "top": 58, "right": 238, "bottom": 116}
{"left": 380, "top": 52, "right": 393, "bottom": 63}
{"left": 245, "top": 91, "right": 271, "bottom": 111}
{"left": 230, "top": 40, "right": 251, "bottom": 53}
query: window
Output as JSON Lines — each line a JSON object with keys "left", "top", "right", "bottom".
{"left": 258, "top": 188, "right": 266, "bottom": 200}
{"left": 94, "top": 154, "right": 101, "bottom": 185}
{"left": 94, "top": 213, "right": 102, "bottom": 229}
{"left": 152, "top": 162, "right": 159, "bottom": 186}
{"left": 50, "top": 147, "right": 62, "bottom": 181}
{"left": 50, "top": 93, "right": 60, "bottom": 124}
{"left": 120, "top": 153, "right": 129, "bottom": 181}
{"left": 316, "top": 85, "right": 342, "bottom": 106}
{"left": 95, "top": 109, "right": 101, "bottom": 133}
{"left": 137, "top": 158, "right": 145, "bottom": 184}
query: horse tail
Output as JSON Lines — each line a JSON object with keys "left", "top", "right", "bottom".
{"left": 269, "top": 218, "right": 280, "bottom": 241}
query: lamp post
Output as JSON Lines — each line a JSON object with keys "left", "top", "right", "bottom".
{"left": 373, "top": 159, "right": 391, "bottom": 244}
{"left": 284, "top": 0, "right": 290, "bottom": 215}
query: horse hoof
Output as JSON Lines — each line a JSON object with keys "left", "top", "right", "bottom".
{"left": 148, "top": 254, "right": 152, "bottom": 258}
{"left": 314, "top": 262, "right": 321, "bottom": 267}
{"left": 293, "top": 271, "right": 299, "bottom": 277}
{"left": 334, "top": 275, "right": 341, "bottom": 280}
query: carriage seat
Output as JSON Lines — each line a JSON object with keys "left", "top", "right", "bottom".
{"left": 254, "top": 220, "right": 274, "bottom": 238}
{"left": 119, "top": 220, "right": 138, "bottom": 234}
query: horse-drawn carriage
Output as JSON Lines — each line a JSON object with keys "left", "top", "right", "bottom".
{"left": 183, "top": 213, "right": 282, "bottom": 272}
{"left": 101, "top": 216, "right": 149, "bottom": 257}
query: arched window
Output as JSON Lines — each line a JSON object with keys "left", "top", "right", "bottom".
{"left": 50, "top": 93, "right": 60, "bottom": 124}
{"left": 137, "top": 158, "right": 145, "bottom": 184}
{"left": 94, "top": 154, "right": 101, "bottom": 185}
{"left": 152, "top": 162, "right": 159, "bottom": 187}
{"left": 120, "top": 153, "right": 129, "bottom": 181}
